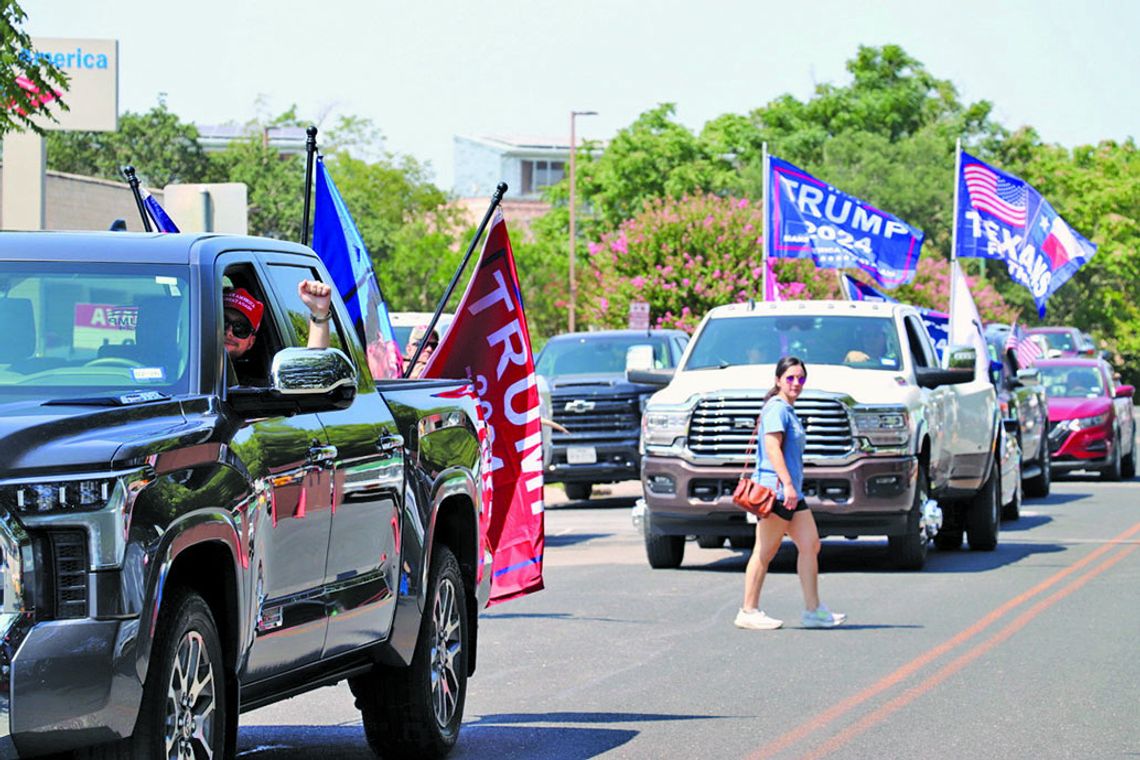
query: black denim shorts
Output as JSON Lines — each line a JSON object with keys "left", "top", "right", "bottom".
{"left": 769, "top": 497, "right": 809, "bottom": 521}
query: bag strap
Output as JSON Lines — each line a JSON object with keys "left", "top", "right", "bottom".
{"left": 739, "top": 401, "right": 766, "bottom": 478}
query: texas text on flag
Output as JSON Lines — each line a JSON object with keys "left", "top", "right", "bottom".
{"left": 767, "top": 155, "right": 925, "bottom": 288}
{"left": 841, "top": 274, "right": 948, "bottom": 360}
{"left": 955, "top": 151, "right": 1096, "bottom": 318}
{"left": 312, "top": 157, "right": 404, "bottom": 379}
{"left": 423, "top": 210, "right": 544, "bottom": 604}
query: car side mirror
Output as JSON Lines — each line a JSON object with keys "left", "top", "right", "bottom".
{"left": 1015, "top": 368, "right": 1041, "bottom": 385}
{"left": 627, "top": 368, "right": 674, "bottom": 388}
{"left": 915, "top": 366, "right": 974, "bottom": 388}
{"left": 229, "top": 347, "right": 358, "bottom": 417}
{"left": 1115, "top": 384, "right": 1135, "bottom": 399}
{"left": 625, "top": 344, "right": 656, "bottom": 377}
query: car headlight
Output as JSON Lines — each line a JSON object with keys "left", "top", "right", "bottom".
{"left": 852, "top": 407, "right": 910, "bottom": 447}
{"left": 1070, "top": 412, "right": 1109, "bottom": 431}
{"left": 643, "top": 408, "right": 692, "bottom": 446}
{"left": 0, "top": 476, "right": 119, "bottom": 515}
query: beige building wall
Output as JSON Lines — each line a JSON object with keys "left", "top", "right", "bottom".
{"left": 0, "top": 163, "right": 161, "bottom": 232}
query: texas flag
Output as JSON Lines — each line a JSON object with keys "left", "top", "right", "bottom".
{"left": 1041, "top": 212, "right": 1092, "bottom": 270}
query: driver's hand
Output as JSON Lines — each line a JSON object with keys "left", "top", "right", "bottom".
{"left": 844, "top": 350, "right": 872, "bottom": 363}
{"left": 298, "top": 280, "right": 332, "bottom": 315}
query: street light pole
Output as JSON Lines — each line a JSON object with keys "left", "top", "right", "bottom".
{"left": 568, "top": 109, "right": 597, "bottom": 333}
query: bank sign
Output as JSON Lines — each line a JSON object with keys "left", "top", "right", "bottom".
{"left": 20, "top": 37, "right": 118, "bottom": 132}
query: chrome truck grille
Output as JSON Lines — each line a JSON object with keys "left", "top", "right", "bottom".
{"left": 551, "top": 393, "right": 641, "bottom": 438}
{"left": 687, "top": 395, "right": 854, "bottom": 460}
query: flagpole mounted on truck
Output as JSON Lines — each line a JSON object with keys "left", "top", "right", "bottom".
{"left": 120, "top": 165, "right": 153, "bottom": 232}
{"left": 404, "top": 181, "right": 509, "bottom": 378}
{"left": 301, "top": 125, "right": 318, "bottom": 246}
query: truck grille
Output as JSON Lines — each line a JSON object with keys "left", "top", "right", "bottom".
{"left": 50, "top": 530, "right": 88, "bottom": 619}
{"left": 687, "top": 396, "right": 854, "bottom": 460}
{"left": 552, "top": 393, "right": 641, "bottom": 438}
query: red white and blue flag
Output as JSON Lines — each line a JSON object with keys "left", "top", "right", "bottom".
{"left": 423, "top": 210, "right": 544, "bottom": 604}
{"left": 1003, "top": 321, "right": 1043, "bottom": 368}
{"left": 956, "top": 151, "right": 1096, "bottom": 318}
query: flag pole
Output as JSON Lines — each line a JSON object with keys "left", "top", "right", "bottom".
{"left": 948, "top": 138, "right": 962, "bottom": 363}
{"left": 761, "top": 142, "right": 769, "bottom": 301}
{"left": 301, "top": 126, "right": 318, "bottom": 246}
{"left": 121, "top": 165, "right": 153, "bottom": 232}
{"left": 403, "top": 181, "right": 509, "bottom": 378}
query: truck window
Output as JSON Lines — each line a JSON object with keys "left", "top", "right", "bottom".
{"left": 223, "top": 264, "right": 285, "bottom": 387}
{"left": 685, "top": 316, "right": 901, "bottom": 370}
{"left": 264, "top": 265, "right": 346, "bottom": 354}
{"left": 536, "top": 335, "right": 672, "bottom": 376}
{"left": 904, "top": 315, "right": 936, "bottom": 369}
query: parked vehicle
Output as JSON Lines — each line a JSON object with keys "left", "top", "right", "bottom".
{"left": 1037, "top": 358, "right": 1136, "bottom": 480}
{"left": 1025, "top": 326, "right": 1095, "bottom": 358}
{"left": 0, "top": 232, "right": 491, "bottom": 758}
{"left": 535, "top": 329, "right": 688, "bottom": 501}
{"left": 984, "top": 328, "right": 1052, "bottom": 504}
{"left": 636, "top": 301, "right": 1005, "bottom": 571}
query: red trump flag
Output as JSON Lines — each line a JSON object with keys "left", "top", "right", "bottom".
{"left": 423, "top": 210, "right": 545, "bottom": 603}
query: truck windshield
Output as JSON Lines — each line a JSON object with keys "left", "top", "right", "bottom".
{"left": 0, "top": 262, "right": 192, "bottom": 399}
{"left": 536, "top": 335, "right": 672, "bottom": 376}
{"left": 685, "top": 315, "right": 903, "bottom": 371}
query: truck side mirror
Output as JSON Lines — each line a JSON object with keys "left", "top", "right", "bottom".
{"left": 1115, "top": 384, "right": 1135, "bottom": 399}
{"left": 625, "top": 344, "right": 656, "bottom": 375}
{"left": 229, "top": 347, "right": 358, "bottom": 417}
{"left": 945, "top": 346, "right": 977, "bottom": 371}
{"left": 627, "top": 368, "right": 674, "bottom": 388}
{"left": 1015, "top": 368, "right": 1041, "bottom": 385}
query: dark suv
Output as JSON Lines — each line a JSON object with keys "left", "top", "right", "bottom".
{"left": 536, "top": 329, "right": 688, "bottom": 500}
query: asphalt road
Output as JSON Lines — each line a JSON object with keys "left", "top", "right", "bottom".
{"left": 238, "top": 475, "right": 1140, "bottom": 759}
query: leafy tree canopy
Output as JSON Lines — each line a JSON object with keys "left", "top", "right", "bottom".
{"left": 1, "top": 0, "right": 68, "bottom": 135}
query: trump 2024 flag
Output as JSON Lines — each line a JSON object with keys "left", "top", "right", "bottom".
{"left": 423, "top": 210, "right": 544, "bottom": 604}
{"left": 955, "top": 152, "right": 1096, "bottom": 318}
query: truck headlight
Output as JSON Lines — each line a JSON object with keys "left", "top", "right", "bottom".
{"left": 643, "top": 408, "right": 691, "bottom": 447}
{"left": 853, "top": 408, "right": 910, "bottom": 447}
{"left": 0, "top": 476, "right": 119, "bottom": 515}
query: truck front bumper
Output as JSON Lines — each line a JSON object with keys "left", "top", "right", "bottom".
{"left": 1, "top": 616, "right": 141, "bottom": 758}
{"left": 641, "top": 454, "right": 918, "bottom": 538}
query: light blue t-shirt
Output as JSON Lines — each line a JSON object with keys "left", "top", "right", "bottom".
{"left": 751, "top": 398, "right": 805, "bottom": 499}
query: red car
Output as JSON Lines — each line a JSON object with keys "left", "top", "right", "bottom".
{"left": 1037, "top": 358, "right": 1136, "bottom": 479}
{"left": 1025, "top": 326, "right": 1096, "bottom": 358}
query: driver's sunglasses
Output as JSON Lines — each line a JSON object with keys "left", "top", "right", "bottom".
{"left": 225, "top": 315, "right": 255, "bottom": 339}
{"left": 782, "top": 375, "right": 807, "bottom": 385}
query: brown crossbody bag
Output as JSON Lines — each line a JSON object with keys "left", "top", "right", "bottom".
{"left": 731, "top": 411, "right": 777, "bottom": 518}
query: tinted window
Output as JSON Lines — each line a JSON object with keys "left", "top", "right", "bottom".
{"left": 1034, "top": 331, "right": 1076, "bottom": 352}
{"left": 265, "top": 264, "right": 346, "bottom": 354}
{"left": 685, "top": 315, "right": 902, "bottom": 371}
{"left": 1038, "top": 365, "right": 1106, "bottom": 398}
{"left": 536, "top": 335, "right": 673, "bottom": 376}
{"left": 0, "top": 262, "right": 191, "bottom": 398}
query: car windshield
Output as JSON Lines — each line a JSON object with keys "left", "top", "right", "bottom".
{"left": 1038, "top": 365, "right": 1105, "bottom": 398}
{"left": 0, "top": 262, "right": 192, "bottom": 399}
{"left": 685, "top": 315, "right": 903, "bottom": 371}
{"left": 1033, "top": 331, "right": 1076, "bottom": 352}
{"left": 536, "top": 335, "right": 673, "bottom": 376}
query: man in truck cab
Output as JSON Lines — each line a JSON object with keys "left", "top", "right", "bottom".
{"left": 843, "top": 322, "right": 900, "bottom": 368}
{"left": 225, "top": 279, "right": 334, "bottom": 384}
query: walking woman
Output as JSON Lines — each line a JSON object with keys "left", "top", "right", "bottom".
{"left": 735, "top": 356, "right": 846, "bottom": 630}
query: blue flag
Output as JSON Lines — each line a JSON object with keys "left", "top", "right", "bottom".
{"left": 767, "top": 155, "right": 925, "bottom": 288}
{"left": 955, "top": 151, "right": 1096, "bottom": 318}
{"left": 841, "top": 274, "right": 948, "bottom": 361}
{"left": 312, "top": 157, "right": 403, "bottom": 379}
{"left": 144, "top": 194, "right": 179, "bottom": 233}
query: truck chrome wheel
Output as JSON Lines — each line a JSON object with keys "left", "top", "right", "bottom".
{"left": 164, "top": 629, "right": 217, "bottom": 760}
{"left": 431, "top": 575, "right": 463, "bottom": 728}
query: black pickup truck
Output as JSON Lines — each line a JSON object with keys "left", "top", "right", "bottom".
{"left": 535, "top": 329, "right": 688, "bottom": 500}
{"left": 0, "top": 232, "right": 490, "bottom": 758}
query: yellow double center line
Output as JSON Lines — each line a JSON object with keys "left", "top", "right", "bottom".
{"left": 751, "top": 520, "right": 1140, "bottom": 759}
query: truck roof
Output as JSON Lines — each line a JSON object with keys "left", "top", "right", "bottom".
{"left": 705, "top": 299, "right": 908, "bottom": 319}
{"left": 0, "top": 231, "right": 316, "bottom": 266}
{"left": 545, "top": 328, "right": 688, "bottom": 342}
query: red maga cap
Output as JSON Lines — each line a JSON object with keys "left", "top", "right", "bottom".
{"left": 223, "top": 287, "right": 264, "bottom": 331}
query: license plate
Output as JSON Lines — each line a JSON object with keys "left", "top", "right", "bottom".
{"left": 566, "top": 446, "right": 597, "bottom": 465}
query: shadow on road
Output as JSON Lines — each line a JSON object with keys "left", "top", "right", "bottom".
{"left": 546, "top": 532, "right": 611, "bottom": 547}
{"left": 1001, "top": 513, "right": 1053, "bottom": 531}
{"left": 238, "top": 725, "right": 371, "bottom": 758}
{"left": 481, "top": 611, "right": 637, "bottom": 624}
{"left": 1030, "top": 491, "right": 1095, "bottom": 505}
{"left": 548, "top": 496, "right": 640, "bottom": 510}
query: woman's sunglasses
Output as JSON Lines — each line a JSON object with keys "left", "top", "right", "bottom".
{"left": 225, "top": 316, "right": 255, "bottom": 339}
{"left": 781, "top": 375, "right": 807, "bottom": 385}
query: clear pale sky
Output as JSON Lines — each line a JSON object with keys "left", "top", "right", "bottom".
{"left": 21, "top": 0, "right": 1140, "bottom": 191}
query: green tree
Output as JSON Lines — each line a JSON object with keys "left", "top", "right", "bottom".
{"left": 46, "top": 100, "right": 209, "bottom": 187}
{"left": 1, "top": 0, "right": 68, "bottom": 135}
{"left": 206, "top": 129, "right": 304, "bottom": 241}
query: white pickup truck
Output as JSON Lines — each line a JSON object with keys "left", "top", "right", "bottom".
{"left": 635, "top": 300, "right": 1007, "bottom": 570}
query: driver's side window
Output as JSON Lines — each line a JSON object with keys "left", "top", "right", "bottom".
{"left": 222, "top": 266, "right": 282, "bottom": 388}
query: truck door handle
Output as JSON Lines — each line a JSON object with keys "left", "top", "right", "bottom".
{"left": 377, "top": 433, "right": 404, "bottom": 456}
{"left": 307, "top": 445, "right": 338, "bottom": 467}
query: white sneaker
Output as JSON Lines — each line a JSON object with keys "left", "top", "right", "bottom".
{"left": 734, "top": 608, "right": 783, "bottom": 630}
{"left": 801, "top": 604, "right": 846, "bottom": 628}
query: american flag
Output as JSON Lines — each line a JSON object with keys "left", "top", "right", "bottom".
{"left": 1005, "top": 325, "right": 1043, "bottom": 368}
{"left": 964, "top": 162, "right": 1028, "bottom": 227}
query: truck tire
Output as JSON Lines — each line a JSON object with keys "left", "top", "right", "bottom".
{"left": 728, "top": 535, "right": 756, "bottom": 550}
{"left": 1001, "top": 473, "right": 1022, "bottom": 521}
{"left": 130, "top": 589, "right": 227, "bottom": 760}
{"left": 966, "top": 463, "right": 1000, "bottom": 551}
{"left": 1101, "top": 433, "right": 1123, "bottom": 481}
{"left": 1024, "top": 441, "right": 1051, "bottom": 498}
{"left": 354, "top": 546, "right": 468, "bottom": 759}
{"left": 564, "top": 483, "right": 592, "bottom": 501}
{"left": 888, "top": 467, "right": 929, "bottom": 570}
{"left": 697, "top": 535, "right": 726, "bottom": 549}
{"left": 645, "top": 532, "right": 685, "bottom": 569}
{"left": 1123, "top": 444, "right": 1136, "bottom": 480}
